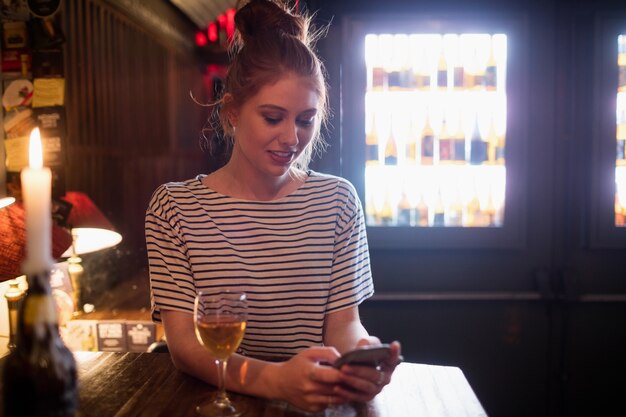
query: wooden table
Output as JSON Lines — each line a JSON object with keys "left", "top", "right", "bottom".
{"left": 1, "top": 352, "right": 487, "bottom": 417}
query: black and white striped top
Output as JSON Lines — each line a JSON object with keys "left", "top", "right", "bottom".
{"left": 145, "top": 171, "right": 374, "bottom": 358}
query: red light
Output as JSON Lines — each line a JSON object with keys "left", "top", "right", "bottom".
{"left": 195, "top": 31, "right": 208, "bottom": 47}
{"left": 217, "top": 14, "right": 227, "bottom": 27}
{"left": 226, "top": 8, "right": 236, "bottom": 40}
{"left": 207, "top": 22, "right": 218, "bottom": 42}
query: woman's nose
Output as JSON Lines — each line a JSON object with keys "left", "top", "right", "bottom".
{"left": 279, "top": 122, "right": 299, "bottom": 146}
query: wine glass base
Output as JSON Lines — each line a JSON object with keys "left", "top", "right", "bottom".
{"left": 195, "top": 396, "right": 245, "bottom": 417}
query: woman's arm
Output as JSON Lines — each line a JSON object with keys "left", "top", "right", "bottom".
{"left": 161, "top": 309, "right": 347, "bottom": 413}
{"left": 323, "top": 306, "right": 372, "bottom": 353}
{"left": 323, "top": 306, "right": 402, "bottom": 402}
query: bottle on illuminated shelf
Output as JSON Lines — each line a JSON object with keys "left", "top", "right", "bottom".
{"left": 618, "top": 139, "right": 626, "bottom": 166}
{"left": 388, "top": 66, "right": 402, "bottom": 90}
{"left": 366, "top": 112, "right": 380, "bottom": 166}
{"left": 446, "top": 195, "right": 464, "bottom": 227}
{"left": 421, "top": 116, "right": 435, "bottom": 165}
{"left": 618, "top": 101, "right": 626, "bottom": 163}
{"left": 410, "top": 35, "right": 431, "bottom": 90}
{"left": 484, "top": 41, "right": 497, "bottom": 91}
{"left": 618, "top": 35, "right": 626, "bottom": 93}
{"left": 452, "top": 124, "right": 467, "bottom": 163}
{"left": 474, "top": 65, "right": 486, "bottom": 91}
{"left": 405, "top": 117, "right": 418, "bottom": 165}
{"left": 415, "top": 193, "right": 430, "bottom": 227}
{"left": 438, "top": 120, "right": 454, "bottom": 163}
{"left": 436, "top": 48, "right": 448, "bottom": 91}
{"left": 365, "top": 192, "right": 379, "bottom": 226}
{"left": 616, "top": 193, "right": 625, "bottom": 226}
{"left": 433, "top": 190, "right": 445, "bottom": 227}
{"left": 617, "top": 95, "right": 626, "bottom": 166}
{"left": 379, "top": 193, "right": 395, "bottom": 226}
{"left": 473, "top": 47, "right": 487, "bottom": 91}
{"left": 469, "top": 115, "right": 488, "bottom": 165}
{"left": 368, "top": 35, "right": 387, "bottom": 91}
{"left": 414, "top": 57, "right": 431, "bottom": 90}
{"left": 384, "top": 118, "right": 398, "bottom": 166}
{"left": 372, "top": 65, "right": 387, "bottom": 91}
{"left": 463, "top": 63, "right": 476, "bottom": 90}
{"left": 397, "top": 192, "right": 413, "bottom": 226}
{"left": 453, "top": 61, "right": 464, "bottom": 90}
{"left": 496, "top": 131, "right": 506, "bottom": 164}
{"left": 485, "top": 190, "right": 498, "bottom": 227}
{"left": 486, "top": 123, "right": 499, "bottom": 164}
{"left": 464, "top": 193, "right": 482, "bottom": 227}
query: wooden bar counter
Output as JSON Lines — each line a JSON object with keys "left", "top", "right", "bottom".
{"left": 1, "top": 351, "right": 487, "bottom": 417}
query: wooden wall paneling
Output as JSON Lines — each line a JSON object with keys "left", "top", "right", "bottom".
{"left": 61, "top": 0, "right": 209, "bottom": 273}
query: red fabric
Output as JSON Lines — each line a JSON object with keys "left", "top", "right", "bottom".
{"left": 0, "top": 202, "right": 72, "bottom": 281}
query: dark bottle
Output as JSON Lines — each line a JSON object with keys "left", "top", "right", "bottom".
{"left": 2, "top": 271, "right": 78, "bottom": 417}
{"left": 469, "top": 116, "right": 488, "bottom": 165}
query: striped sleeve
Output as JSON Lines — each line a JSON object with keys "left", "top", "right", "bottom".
{"left": 326, "top": 178, "right": 374, "bottom": 313}
{"left": 145, "top": 184, "right": 196, "bottom": 322}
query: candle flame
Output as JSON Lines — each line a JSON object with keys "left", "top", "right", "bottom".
{"left": 29, "top": 128, "right": 43, "bottom": 169}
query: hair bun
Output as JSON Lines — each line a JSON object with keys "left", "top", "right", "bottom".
{"left": 235, "top": 0, "right": 307, "bottom": 45}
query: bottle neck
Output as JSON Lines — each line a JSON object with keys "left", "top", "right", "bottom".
{"left": 17, "top": 271, "right": 59, "bottom": 336}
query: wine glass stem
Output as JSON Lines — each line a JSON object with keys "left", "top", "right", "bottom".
{"left": 215, "top": 358, "right": 229, "bottom": 406}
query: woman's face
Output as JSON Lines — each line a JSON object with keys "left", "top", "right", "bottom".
{"left": 228, "top": 72, "right": 320, "bottom": 179}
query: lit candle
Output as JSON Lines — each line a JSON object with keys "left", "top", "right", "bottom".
{"left": 21, "top": 128, "right": 53, "bottom": 275}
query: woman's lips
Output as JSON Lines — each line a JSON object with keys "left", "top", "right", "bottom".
{"left": 269, "top": 150, "right": 294, "bottom": 164}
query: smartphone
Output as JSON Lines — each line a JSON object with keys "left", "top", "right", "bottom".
{"left": 333, "top": 344, "right": 392, "bottom": 368}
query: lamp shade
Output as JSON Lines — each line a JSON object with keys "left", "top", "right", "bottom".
{"left": 0, "top": 202, "right": 72, "bottom": 282}
{"left": 60, "top": 192, "right": 122, "bottom": 256}
{"left": 0, "top": 196, "right": 14, "bottom": 209}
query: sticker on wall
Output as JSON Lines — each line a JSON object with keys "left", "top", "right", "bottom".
{"left": 2, "top": 78, "right": 34, "bottom": 111}
{"left": 27, "top": 0, "right": 61, "bottom": 18}
{"left": 2, "top": 20, "right": 28, "bottom": 49}
{"left": 3, "top": 107, "right": 35, "bottom": 138}
{"left": 0, "top": 0, "right": 30, "bottom": 20}
{"left": 1, "top": 48, "right": 31, "bottom": 75}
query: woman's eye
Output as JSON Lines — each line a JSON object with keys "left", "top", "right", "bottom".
{"left": 264, "top": 116, "right": 281, "bottom": 125}
{"left": 297, "top": 118, "right": 315, "bottom": 127}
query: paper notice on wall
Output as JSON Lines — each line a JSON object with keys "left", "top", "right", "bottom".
{"left": 97, "top": 321, "right": 128, "bottom": 352}
{"left": 4, "top": 134, "right": 63, "bottom": 171}
{"left": 63, "top": 320, "right": 99, "bottom": 352}
{"left": 126, "top": 321, "right": 157, "bottom": 352}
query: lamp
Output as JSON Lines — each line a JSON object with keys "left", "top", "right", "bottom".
{"left": 58, "top": 192, "right": 122, "bottom": 315}
{"left": 0, "top": 202, "right": 73, "bottom": 349}
{"left": 0, "top": 196, "right": 14, "bottom": 210}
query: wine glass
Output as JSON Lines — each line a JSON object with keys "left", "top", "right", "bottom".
{"left": 194, "top": 290, "right": 247, "bottom": 417}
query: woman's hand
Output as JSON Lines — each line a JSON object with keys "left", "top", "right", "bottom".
{"left": 272, "top": 346, "right": 346, "bottom": 413}
{"left": 334, "top": 338, "right": 403, "bottom": 402}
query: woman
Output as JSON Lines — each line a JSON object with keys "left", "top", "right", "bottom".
{"left": 145, "top": 0, "right": 402, "bottom": 412}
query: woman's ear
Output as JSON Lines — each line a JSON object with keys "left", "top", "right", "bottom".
{"left": 223, "top": 93, "right": 238, "bottom": 128}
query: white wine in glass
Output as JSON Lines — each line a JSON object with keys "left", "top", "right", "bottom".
{"left": 194, "top": 290, "right": 247, "bottom": 417}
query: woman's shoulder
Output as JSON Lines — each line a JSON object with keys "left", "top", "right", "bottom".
{"left": 306, "top": 171, "right": 357, "bottom": 192}
{"left": 148, "top": 177, "right": 205, "bottom": 210}
{"left": 306, "top": 171, "right": 359, "bottom": 198}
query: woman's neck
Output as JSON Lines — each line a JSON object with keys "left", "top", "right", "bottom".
{"left": 205, "top": 164, "right": 307, "bottom": 201}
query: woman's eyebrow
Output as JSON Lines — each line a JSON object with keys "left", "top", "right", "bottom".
{"left": 257, "top": 104, "right": 286, "bottom": 112}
